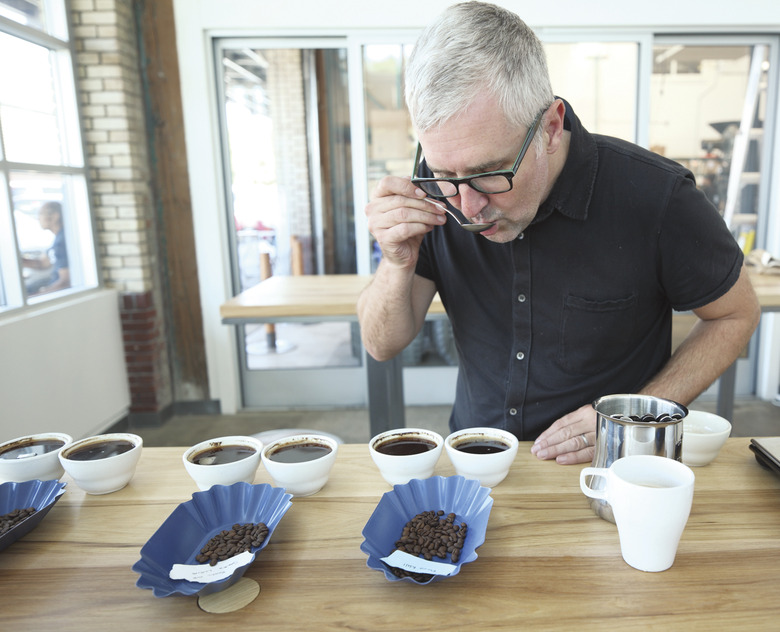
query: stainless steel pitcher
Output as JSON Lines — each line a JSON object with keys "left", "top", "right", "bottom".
{"left": 588, "top": 393, "right": 687, "bottom": 522}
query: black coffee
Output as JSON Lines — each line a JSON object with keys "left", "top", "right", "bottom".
{"left": 65, "top": 439, "right": 136, "bottom": 461}
{"left": 0, "top": 439, "right": 65, "bottom": 460}
{"left": 268, "top": 443, "right": 331, "bottom": 463}
{"left": 190, "top": 445, "right": 256, "bottom": 466}
{"left": 375, "top": 437, "right": 436, "bottom": 456}
{"left": 454, "top": 440, "right": 509, "bottom": 454}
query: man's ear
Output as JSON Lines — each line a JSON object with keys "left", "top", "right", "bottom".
{"left": 544, "top": 99, "right": 566, "bottom": 153}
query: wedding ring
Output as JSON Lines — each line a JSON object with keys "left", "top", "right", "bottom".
{"left": 580, "top": 433, "right": 589, "bottom": 448}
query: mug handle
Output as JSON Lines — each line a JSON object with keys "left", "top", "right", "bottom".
{"left": 579, "top": 467, "right": 608, "bottom": 500}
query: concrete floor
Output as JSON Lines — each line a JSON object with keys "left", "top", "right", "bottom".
{"left": 133, "top": 396, "right": 779, "bottom": 447}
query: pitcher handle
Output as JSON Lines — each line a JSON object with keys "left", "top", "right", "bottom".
{"left": 579, "top": 467, "right": 608, "bottom": 500}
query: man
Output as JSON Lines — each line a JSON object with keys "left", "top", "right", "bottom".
{"left": 357, "top": 2, "right": 760, "bottom": 465}
{"left": 23, "top": 201, "right": 70, "bottom": 295}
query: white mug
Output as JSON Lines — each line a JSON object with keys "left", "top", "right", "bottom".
{"left": 580, "top": 455, "right": 695, "bottom": 572}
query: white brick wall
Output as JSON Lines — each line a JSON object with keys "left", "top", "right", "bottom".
{"left": 71, "top": 0, "right": 156, "bottom": 294}
{"left": 71, "top": 0, "right": 173, "bottom": 414}
{"left": 266, "top": 49, "right": 312, "bottom": 238}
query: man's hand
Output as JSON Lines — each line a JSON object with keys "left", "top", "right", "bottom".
{"left": 366, "top": 176, "right": 446, "bottom": 269}
{"left": 531, "top": 404, "right": 596, "bottom": 465}
{"left": 358, "top": 176, "right": 441, "bottom": 363}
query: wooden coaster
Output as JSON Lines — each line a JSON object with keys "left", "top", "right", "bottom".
{"left": 197, "top": 578, "right": 260, "bottom": 613}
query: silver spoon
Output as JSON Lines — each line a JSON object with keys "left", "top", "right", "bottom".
{"left": 426, "top": 198, "right": 494, "bottom": 233}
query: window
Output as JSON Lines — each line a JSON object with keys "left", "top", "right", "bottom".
{"left": 649, "top": 41, "right": 773, "bottom": 253}
{"left": 545, "top": 41, "right": 639, "bottom": 141}
{"left": 0, "top": 0, "right": 97, "bottom": 310}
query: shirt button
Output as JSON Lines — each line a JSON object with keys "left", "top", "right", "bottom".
{"left": 518, "top": 232, "right": 524, "bottom": 240}
{"left": 517, "top": 294, "right": 526, "bottom": 303}
{"left": 509, "top": 408, "right": 518, "bottom": 416}
{"left": 516, "top": 351, "right": 525, "bottom": 360}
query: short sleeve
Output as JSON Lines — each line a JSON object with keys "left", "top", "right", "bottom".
{"left": 658, "top": 173, "right": 743, "bottom": 311}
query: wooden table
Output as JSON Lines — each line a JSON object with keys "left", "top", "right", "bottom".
{"left": 221, "top": 274, "right": 446, "bottom": 436}
{"left": 748, "top": 271, "right": 780, "bottom": 308}
{"left": 221, "top": 271, "right": 780, "bottom": 432}
{"left": 1, "top": 440, "right": 778, "bottom": 630}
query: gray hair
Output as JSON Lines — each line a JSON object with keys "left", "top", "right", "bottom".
{"left": 405, "top": 1, "right": 554, "bottom": 138}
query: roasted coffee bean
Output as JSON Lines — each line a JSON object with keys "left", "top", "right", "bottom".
{"left": 612, "top": 412, "right": 684, "bottom": 423}
{"left": 389, "top": 566, "right": 434, "bottom": 582}
{"left": 195, "top": 522, "right": 269, "bottom": 565}
{"left": 0, "top": 507, "right": 36, "bottom": 535}
{"left": 391, "top": 509, "right": 468, "bottom": 581}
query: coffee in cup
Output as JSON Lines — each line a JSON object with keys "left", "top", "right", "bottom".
{"left": 368, "top": 428, "right": 444, "bottom": 486}
{"left": 445, "top": 427, "right": 518, "bottom": 487}
{"left": 261, "top": 433, "right": 339, "bottom": 496}
{"left": 182, "top": 435, "right": 264, "bottom": 491}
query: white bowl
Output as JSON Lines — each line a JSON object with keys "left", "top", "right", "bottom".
{"left": 59, "top": 433, "right": 143, "bottom": 494}
{"left": 682, "top": 410, "right": 731, "bottom": 466}
{"left": 261, "top": 433, "right": 338, "bottom": 496}
{"left": 0, "top": 433, "right": 72, "bottom": 483}
{"left": 368, "top": 428, "right": 444, "bottom": 486}
{"left": 445, "top": 427, "right": 519, "bottom": 487}
{"left": 182, "top": 435, "right": 264, "bottom": 491}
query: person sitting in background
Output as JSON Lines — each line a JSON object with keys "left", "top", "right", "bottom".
{"left": 357, "top": 1, "right": 760, "bottom": 464}
{"left": 22, "top": 201, "right": 70, "bottom": 295}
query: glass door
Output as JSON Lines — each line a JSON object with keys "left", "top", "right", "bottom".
{"left": 649, "top": 37, "right": 778, "bottom": 397}
{"left": 215, "top": 39, "right": 364, "bottom": 408}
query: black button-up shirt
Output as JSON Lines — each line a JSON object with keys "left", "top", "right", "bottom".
{"left": 415, "top": 100, "right": 743, "bottom": 440}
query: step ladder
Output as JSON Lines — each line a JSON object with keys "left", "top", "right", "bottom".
{"left": 722, "top": 45, "right": 767, "bottom": 252}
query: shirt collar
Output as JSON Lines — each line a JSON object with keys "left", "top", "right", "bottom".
{"left": 533, "top": 98, "right": 598, "bottom": 225}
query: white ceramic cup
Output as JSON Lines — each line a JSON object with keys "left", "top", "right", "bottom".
{"left": 0, "top": 432, "right": 72, "bottom": 483}
{"left": 261, "top": 433, "right": 338, "bottom": 496}
{"left": 682, "top": 410, "right": 732, "bottom": 466}
{"left": 59, "top": 433, "right": 143, "bottom": 495}
{"left": 183, "top": 435, "right": 264, "bottom": 491}
{"left": 368, "top": 428, "right": 444, "bottom": 486}
{"left": 580, "top": 455, "right": 695, "bottom": 572}
{"left": 444, "top": 427, "right": 519, "bottom": 487}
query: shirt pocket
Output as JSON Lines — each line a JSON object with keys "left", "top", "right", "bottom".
{"left": 558, "top": 292, "right": 638, "bottom": 375}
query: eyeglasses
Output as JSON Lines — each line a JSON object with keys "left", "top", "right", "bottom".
{"left": 411, "top": 107, "right": 547, "bottom": 198}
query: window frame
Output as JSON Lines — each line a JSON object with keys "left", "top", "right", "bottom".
{"left": 0, "top": 7, "right": 99, "bottom": 313}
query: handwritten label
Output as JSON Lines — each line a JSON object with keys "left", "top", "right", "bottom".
{"left": 380, "top": 550, "right": 458, "bottom": 576}
{"left": 169, "top": 551, "right": 255, "bottom": 583}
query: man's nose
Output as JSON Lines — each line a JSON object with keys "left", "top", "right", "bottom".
{"left": 457, "top": 183, "right": 488, "bottom": 219}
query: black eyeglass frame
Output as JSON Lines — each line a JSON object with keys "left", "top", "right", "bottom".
{"left": 411, "top": 107, "right": 547, "bottom": 198}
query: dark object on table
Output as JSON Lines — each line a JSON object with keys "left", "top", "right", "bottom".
{"left": 360, "top": 475, "right": 493, "bottom": 584}
{"left": 132, "top": 482, "right": 292, "bottom": 597}
{"left": 749, "top": 438, "right": 780, "bottom": 477}
{"left": 0, "top": 479, "right": 67, "bottom": 552}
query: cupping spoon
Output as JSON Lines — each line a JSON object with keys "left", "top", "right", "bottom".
{"left": 426, "top": 198, "right": 494, "bottom": 233}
